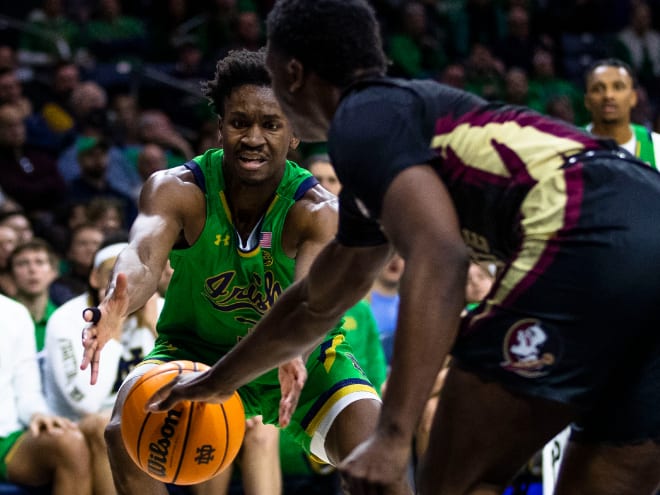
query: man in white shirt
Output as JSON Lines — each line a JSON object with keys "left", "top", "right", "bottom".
{"left": 44, "top": 241, "right": 159, "bottom": 495}
{"left": 0, "top": 293, "right": 91, "bottom": 494}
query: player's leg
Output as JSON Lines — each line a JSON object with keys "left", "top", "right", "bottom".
{"left": 189, "top": 465, "right": 233, "bottom": 495}
{"left": 554, "top": 440, "right": 660, "bottom": 495}
{"left": 293, "top": 332, "right": 412, "bottom": 494}
{"left": 6, "top": 427, "right": 93, "bottom": 495}
{"left": 78, "top": 411, "right": 115, "bottom": 495}
{"left": 418, "top": 364, "right": 577, "bottom": 495}
{"left": 104, "top": 363, "right": 169, "bottom": 495}
{"left": 238, "top": 417, "right": 282, "bottom": 495}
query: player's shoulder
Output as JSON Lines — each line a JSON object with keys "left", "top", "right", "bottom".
{"left": 289, "top": 183, "right": 338, "bottom": 219}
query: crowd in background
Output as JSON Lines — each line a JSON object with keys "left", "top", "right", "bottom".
{"left": 0, "top": 0, "right": 658, "bottom": 494}
{"left": 1, "top": 0, "right": 660, "bottom": 256}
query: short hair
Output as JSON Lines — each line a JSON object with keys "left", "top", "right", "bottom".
{"left": 8, "top": 237, "right": 58, "bottom": 272}
{"left": 267, "top": 0, "right": 388, "bottom": 88}
{"left": 203, "top": 48, "right": 271, "bottom": 119}
{"left": 585, "top": 58, "right": 637, "bottom": 87}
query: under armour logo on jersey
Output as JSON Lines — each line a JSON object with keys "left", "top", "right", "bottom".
{"left": 214, "top": 234, "right": 231, "bottom": 246}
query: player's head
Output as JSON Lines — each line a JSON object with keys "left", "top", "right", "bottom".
{"left": 584, "top": 58, "right": 637, "bottom": 126}
{"left": 206, "top": 48, "right": 298, "bottom": 186}
{"left": 265, "top": 0, "right": 387, "bottom": 141}
{"left": 205, "top": 48, "right": 272, "bottom": 120}
{"left": 266, "top": 0, "right": 386, "bottom": 88}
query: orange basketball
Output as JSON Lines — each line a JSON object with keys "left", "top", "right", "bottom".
{"left": 120, "top": 360, "right": 245, "bottom": 485}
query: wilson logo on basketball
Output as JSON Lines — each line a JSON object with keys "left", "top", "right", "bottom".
{"left": 148, "top": 408, "right": 183, "bottom": 477}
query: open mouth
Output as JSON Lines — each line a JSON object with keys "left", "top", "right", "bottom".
{"left": 238, "top": 154, "right": 267, "bottom": 170}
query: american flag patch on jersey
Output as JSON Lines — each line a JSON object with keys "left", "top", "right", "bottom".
{"left": 260, "top": 232, "right": 272, "bottom": 248}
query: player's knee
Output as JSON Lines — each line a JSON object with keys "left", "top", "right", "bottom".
{"left": 242, "top": 422, "right": 279, "bottom": 451}
{"left": 53, "top": 427, "right": 91, "bottom": 466}
{"left": 79, "top": 412, "right": 110, "bottom": 448}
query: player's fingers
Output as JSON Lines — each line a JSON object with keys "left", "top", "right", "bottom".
{"left": 80, "top": 337, "right": 97, "bottom": 371}
{"left": 91, "top": 355, "right": 101, "bottom": 385}
{"left": 82, "top": 307, "right": 101, "bottom": 324}
{"left": 146, "top": 377, "right": 183, "bottom": 412}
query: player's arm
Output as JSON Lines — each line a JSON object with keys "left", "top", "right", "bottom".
{"left": 345, "top": 164, "right": 468, "bottom": 472}
{"left": 82, "top": 167, "right": 204, "bottom": 383}
{"left": 148, "top": 235, "right": 392, "bottom": 412}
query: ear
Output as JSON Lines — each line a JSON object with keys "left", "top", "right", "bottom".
{"left": 631, "top": 88, "right": 639, "bottom": 108}
{"left": 286, "top": 58, "right": 306, "bottom": 93}
{"left": 289, "top": 135, "right": 300, "bottom": 150}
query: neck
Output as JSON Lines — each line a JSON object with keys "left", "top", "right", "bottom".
{"left": 590, "top": 121, "right": 633, "bottom": 145}
{"left": 372, "top": 280, "right": 399, "bottom": 297}
{"left": 15, "top": 292, "right": 49, "bottom": 321}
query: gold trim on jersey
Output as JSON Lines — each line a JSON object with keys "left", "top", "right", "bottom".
{"left": 431, "top": 122, "right": 582, "bottom": 179}
{"left": 469, "top": 171, "right": 569, "bottom": 324}
{"left": 303, "top": 382, "right": 379, "bottom": 436}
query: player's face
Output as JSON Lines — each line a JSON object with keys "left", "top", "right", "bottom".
{"left": 265, "top": 45, "right": 328, "bottom": 142}
{"left": 584, "top": 66, "right": 637, "bottom": 125}
{"left": 221, "top": 84, "right": 295, "bottom": 185}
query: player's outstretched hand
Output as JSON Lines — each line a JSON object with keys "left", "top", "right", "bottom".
{"left": 277, "top": 356, "right": 307, "bottom": 427}
{"left": 81, "top": 272, "right": 130, "bottom": 385}
{"left": 146, "top": 370, "right": 236, "bottom": 412}
{"left": 339, "top": 432, "right": 412, "bottom": 495}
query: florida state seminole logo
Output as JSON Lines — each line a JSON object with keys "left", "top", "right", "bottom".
{"left": 500, "top": 319, "right": 556, "bottom": 378}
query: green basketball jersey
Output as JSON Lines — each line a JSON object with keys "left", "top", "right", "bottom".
{"left": 149, "top": 148, "right": 319, "bottom": 370}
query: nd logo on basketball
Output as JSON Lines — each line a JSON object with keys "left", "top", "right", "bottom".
{"left": 500, "top": 319, "right": 556, "bottom": 378}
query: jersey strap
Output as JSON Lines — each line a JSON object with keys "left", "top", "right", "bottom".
{"left": 184, "top": 160, "right": 207, "bottom": 193}
{"left": 294, "top": 176, "right": 319, "bottom": 200}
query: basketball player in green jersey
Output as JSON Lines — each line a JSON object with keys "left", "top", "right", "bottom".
{"left": 80, "top": 48, "right": 408, "bottom": 495}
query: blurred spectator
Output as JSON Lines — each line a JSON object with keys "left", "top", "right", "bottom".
{"left": 57, "top": 81, "right": 143, "bottom": 200}
{"left": 527, "top": 47, "right": 586, "bottom": 124}
{"left": 0, "top": 209, "right": 35, "bottom": 244}
{"left": 615, "top": 1, "right": 660, "bottom": 103}
{"left": 464, "top": 43, "right": 505, "bottom": 101}
{"left": 125, "top": 109, "right": 195, "bottom": 168}
{"left": 146, "top": 0, "right": 199, "bottom": 63}
{"left": 108, "top": 93, "right": 141, "bottom": 147}
{"left": 0, "top": 292, "right": 92, "bottom": 495}
{"left": 0, "top": 104, "right": 68, "bottom": 221}
{"left": 438, "top": 62, "right": 466, "bottom": 89}
{"left": 494, "top": 5, "right": 538, "bottom": 72}
{"left": 0, "top": 68, "right": 32, "bottom": 118}
{"left": 221, "top": 10, "right": 265, "bottom": 55}
{"left": 503, "top": 67, "right": 532, "bottom": 107}
{"left": 136, "top": 143, "right": 168, "bottom": 183}
{"left": 0, "top": 225, "right": 19, "bottom": 297}
{"left": 17, "top": 0, "right": 80, "bottom": 69}
{"left": 78, "top": 0, "right": 148, "bottom": 64}
{"left": 67, "top": 136, "right": 138, "bottom": 228}
{"left": 368, "top": 253, "right": 405, "bottom": 365}
{"left": 49, "top": 223, "right": 105, "bottom": 306}
{"left": 37, "top": 61, "right": 80, "bottom": 143}
{"left": 545, "top": 94, "right": 576, "bottom": 124}
{"left": 86, "top": 196, "right": 128, "bottom": 238}
{"left": 8, "top": 238, "right": 59, "bottom": 360}
{"left": 386, "top": 1, "right": 447, "bottom": 79}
